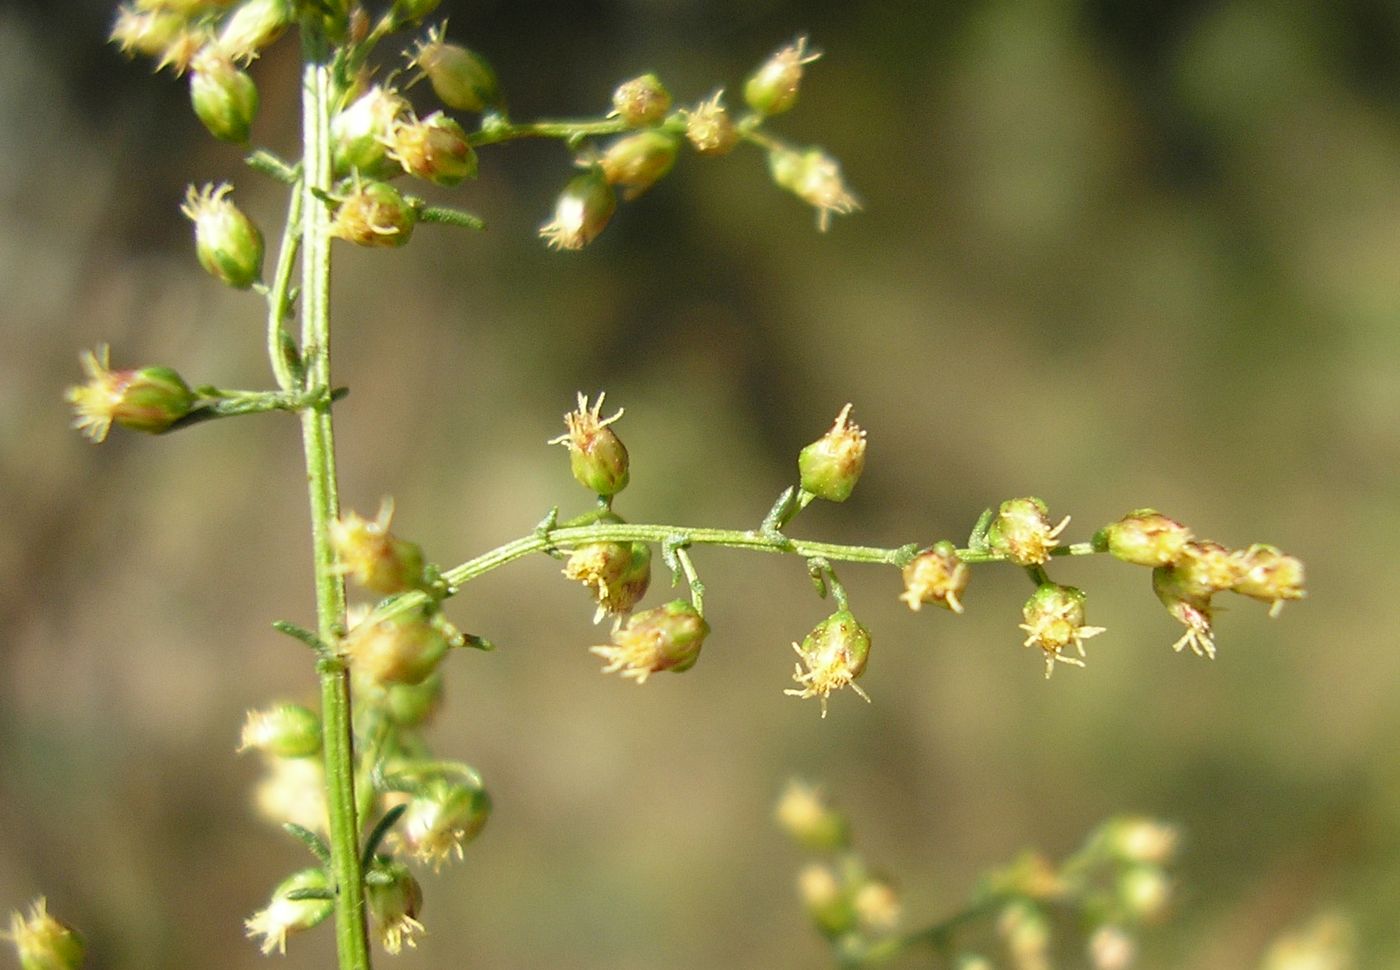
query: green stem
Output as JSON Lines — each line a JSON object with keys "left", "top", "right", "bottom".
{"left": 297, "top": 22, "right": 372, "bottom": 970}
{"left": 469, "top": 115, "right": 637, "bottom": 147}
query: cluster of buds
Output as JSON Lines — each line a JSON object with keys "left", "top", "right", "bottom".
{"left": 1095, "top": 509, "right": 1305, "bottom": 658}
{"left": 4, "top": 898, "right": 85, "bottom": 970}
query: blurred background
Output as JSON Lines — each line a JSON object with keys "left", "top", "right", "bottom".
{"left": 2, "top": 0, "right": 1398, "bottom": 966}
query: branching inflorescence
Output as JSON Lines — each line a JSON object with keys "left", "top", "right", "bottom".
{"left": 11, "top": 2, "right": 1307, "bottom": 969}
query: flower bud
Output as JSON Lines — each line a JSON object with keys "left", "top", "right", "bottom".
{"left": 785, "top": 609, "right": 871, "bottom": 717}
{"left": 409, "top": 25, "right": 499, "bottom": 112}
{"left": 330, "top": 179, "right": 416, "bottom": 247}
{"left": 986, "top": 497, "right": 1068, "bottom": 566}
{"left": 610, "top": 73, "right": 672, "bottom": 127}
{"left": 254, "top": 755, "right": 326, "bottom": 832}
{"left": 1100, "top": 816, "right": 1179, "bottom": 866}
{"left": 900, "top": 541, "right": 969, "bottom": 613}
{"left": 180, "top": 182, "right": 264, "bottom": 288}
{"left": 1089, "top": 926, "right": 1136, "bottom": 970}
{"left": 797, "top": 863, "right": 854, "bottom": 936}
{"left": 1117, "top": 865, "right": 1171, "bottom": 922}
{"left": 217, "top": 0, "right": 292, "bottom": 62}
{"left": 1152, "top": 564, "right": 1217, "bottom": 658}
{"left": 188, "top": 47, "right": 258, "bottom": 141}
{"left": 355, "top": 671, "right": 443, "bottom": 728}
{"left": 66, "top": 345, "right": 195, "bottom": 443}
{"left": 600, "top": 130, "right": 679, "bottom": 200}
{"left": 744, "top": 35, "right": 821, "bottom": 117}
{"left": 6, "top": 899, "right": 84, "bottom": 970}
{"left": 1093, "top": 509, "right": 1193, "bottom": 567}
{"left": 997, "top": 902, "right": 1051, "bottom": 970}
{"left": 392, "top": 0, "right": 441, "bottom": 22}
{"left": 682, "top": 91, "right": 738, "bottom": 156}
{"left": 798, "top": 403, "right": 866, "bottom": 502}
{"left": 329, "top": 500, "right": 428, "bottom": 595}
{"left": 365, "top": 859, "right": 424, "bottom": 954}
{"left": 397, "top": 777, "right": 491, "bottom": 869}
{"left": 1261, "top": 914, "right": 1354, "bottom": 970}
{"left": 768, "top": 146, "right": 860, "bottom": 231}
{"left": 111, "top": 5, "right": 204, "bottom": 72}
{"left": 1171, "top": 540, "right": 1245, "bottom": 596}
{"left": 343, "top": 609, "right": 450, "bottom": 687}
{"left": 853, "top": 877, "right": 901, "bottom": 935}
{"left": 1019, "top": 583, "right": 1105, "bottom": 678}
{"left": 238, "top": 703, "right": 322, "bottom": 758}
{"left": 332, "top": 85, "right": 408, "bottom": 178}
{"left": 244, "top": 868, "right": 333, "bottom": 955}
{"left": 774, "top": 780, "right": 849, "bottom": 851}
{"left": 548, "top": 392, "right": 630, "bottom": 496}
{"left": 564, "top": 541, "right": 652, "bottom": 621}
{"left": 539, "top": 169, "right": 616, "bottom": 250}
{"left": 1232, "top": 544, "right": 1305, "bottom": 617}
{"left": 591, "top": 600, "right": 708, "bottom": 683}
{"left": 386, "top": 111, "right": 477, "bottom": 185}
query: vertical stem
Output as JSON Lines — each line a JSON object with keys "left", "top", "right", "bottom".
{"left": 298, "top": 23, "right": 373, "bottom": 970}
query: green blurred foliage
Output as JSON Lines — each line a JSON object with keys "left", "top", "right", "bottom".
{"left": 1, "top": 0, "right": 1398, "bottom": 967}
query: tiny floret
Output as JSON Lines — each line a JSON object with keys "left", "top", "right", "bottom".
{"left": 744, "top": 35, "right": 822, "bottom": 116}
{"left": 329, "top": 499, "right": 428, "bottom": 595}
{"left": 786, "top": 609, "right": 872, "bottom": 717}
{"left": 244, "top": 869, "right": 333, "bottom": 955}
{"left": 774, "top": 779, "right": 849, "bottom": 851}
{"left": 407, "top": 24, "right": 499, "bottom": 113}
{"left": 1094, "top": 509, "right": 1193, "bottom": 568}
{"left": 66, "top": 345, "right": 195, "bottom": 442}
{"left": 342, "top": 608, "right": 451, "bottom": 688}
{"left": 330, "top": 179, "right": 416, "bottom": 247}
{"left": 548, "top": 392, "right": 630, "bottom": 496}
{"left": 395, "top": 778, "right": 491, "bottom": 870}
{"left": 1232, "top": 544, "right": 1305, "bottom": 617}
{"left": 900, "top": 541, "right": 969, "bottom": 613}
{"left": 564, "top": 541, "right": 651, "bottom": 622}
{"left": 611, "top": 73, "right": 672, "bottom": 127}
{"left": 1152, "top": 564, "right": 1217, "bottom": 658}
{"left": 591, "top": 600, "right": 708, "bottom": 683}
{"left": 1019, "top": 583, "right": 1105, "bottom": 678}
{"left": 539, "top": 169, "right": 617, "bottom": 251}
{"left": 768, "top": 146, "right": 861, "bottom": 231}
{"left": 853, "top": 878, "right": 902, "bottom": 935}
{"left": 366, "top": 859, "right": 425, "bottom": 954}
{"left": 797, "top": 403, "right": 867, "bottom": 503}
{"left": 4, "top": 898, "right": 85, "bottom": 970}
{"left": 181, "top": 181, "right": 264, "bottom": 287}
{"left": 238, "top": 703, "right": 322, "bottom": 758}
{"left": 987, "top": 497, "right": 1069, "bottom": 566}
{"left": 332, "top": 85, "right": 409, "bottom": 178}
{"left": 682, "top": 90, "right": 739, "bottom": 156}
{"left": 217, "top": 0, "right": 292, "bottom": 64}
{"left": 386, "top": 110, "right": 477, "bottom": 186}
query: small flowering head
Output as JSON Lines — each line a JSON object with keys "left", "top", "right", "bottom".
{"left": 4, "top": 898, "right": 85, "bottom": 970}
{"left": 1174, "top": 540, "right": 1246, "bottom": 596}
{"left": 244, "top": 868, "right": 333, "bottom": 955}
{"left": 408, "top": 24, "right": 500, "bottom": 112}
{"left": 329, "top": 499, "right": 428, "bottom": 595}
{"left": 539, "top": 169, "right": 617, "bottom": 251}
{"left": 111, "top": 5, "right": 205, "bottom": 73}
{"left": 1100, "top": 816, "right": 1180, "bottom": 866}
{"left": 853, "top": 877, "right": 902, "bottom": 936}
{"left": 548, "top": 392, "right": 630, "bottom": 496}
{"left": 1232, "top": 544, "right": 1305, "bottom": 617}
{"left": 1152, "top": 563, "right": 1217, "bottom": 658}
{"left": 986, "top": 497, "right": 1069, "bottom": 566}
{"left": 365, "top": 859, "right": 425, "bottom": 954}
{"left": 797, "top": 403, "right": 867, "bottom": 503}
{"left": 1094, "top": 509, "right": 1194, "bottom": 568}
{"left": 392, "top": 0, "right": 442, "bottom": 22}
{"left": 330, "top": 179, "right": 416, "bottom": 247}
{"left": 774, "top": 779, "right": 849, "bottom": 851}
{"left": 900, "top": 541, "right": 970, "bottom": 613}
{"left": 600, "top": 130, "right": 680, "bottom": 200}
{"left": 564, "top": 541, "right": 652, "bottom": 621}
{"left": 331, "top": 85, "right": 409, "bottom": 178}
{"left": 682, "top": 90, "right": 739, "bottom": 156}
{"left": 343, "top": 608, "right": 451, "bottom": 687}
{"left": 610, "top": 73, "right": 672, "bottom": 127}
{"left": 237, "top": 703, "right": 321, "bottom": 758}
{"left": 181, "top": 182, "right": 264, "bottom": 288}
{"left": 355, "top": 671, "right": 444, "bottom": 728}
{"left": 785, "top": 609, "right": 872, "bottom": 717}
{"left": 997, "top": 901, "right": 1051, "bottom": 969}
{"left": 397, "top": 777, "right": 491, "bottom": 869}
{"left": 1089, "top": 925, "right": 1137, "bottom": 970}
{"left": 1117, "top": 864, "right": 1172, "bottom": 923}
{"left": 188, "top": 47, "right": 258, "bottom": 142}
{"left": 797, "top": 863, "right": 855, "bottom": 937}
{"left": 387, "top": 111, "right": 477, "bottom": 186}
{"left": 768, "top": 147, "right": 860, "bottom": 231}
{"left": 591, "top": 599, "right": 709, "bottom": 683}
{"left": 216, "top": 0, "right": 292, "bottom": 63}
{"left": 1261, "top": 913, "right": 1355, "bottom": 970}
{"left": 254, "top": 755, "right": 327, "bottom": 832}
{"left": 1019, "top": 583, "right": 1106, "bottom": 678}
{"left": 744, "top": 35, "right": 821, "bottom": 117}
{"left": 66, "top": 345, "right": 195, "bottom": 443}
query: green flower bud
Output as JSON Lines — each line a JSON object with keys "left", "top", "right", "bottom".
{"left": 600, "top": 130, "right": 679, "bottom": 200}
{"left": 217, "top": 0, "right": 292, "bottom": 63}
{"left": 1090, "top": 926, "right": 1137, "bottom": 970}
{"left": 1099, "top": 817, "right": 1179, "bottom": 866}
{"left": 548, "top": 392, "right": 630, "bottom": 496}
{"left": 853, "top": 878, "right": 901, "bottom": 936}
{"left": 365, "top": 859, "right": 424, "bottom": 954}
{"left": 798, "top": 403, "right": 866, "bottom": 502}
{"left": 1093, "top": 509, "right": 1193, "bottom": 568}
{"left": 610, "top": 73, "right": 671, "bottom": 127}
{"left": 343, "top": 609, "right": 450, "bottom": 687}
{"left": 381, "top": 672, "right": 443, "bottom": 727}
{"left": 997, "top": 902, "right": 1051, "bottom": 968}
{"left": 111, "top": 5, "right": 203, "bottom": 72}
{"left": 1117, "top": 865, "right": 1172, "bottom": 922}
{"left": 591, "top": 599, "right": 709, "bottom": 683}
{"left": 682, "top": 90, "right": 738, "bottom": 156}
{"left": 238, "top": 703, "right": 322, "bottom": 758}
{"left": 409, "top": 25, "right": 499, "bottom": 112}
{"left": 330, "top": 180, "right": 416, "bottom": 247}
{"left": 243, "top": 868, "right": 333, "bottom": 955}
{"left": 329, "top": 499, "right": 428, "bottom": 595}
{"left": 66, "top": 345, "right": 195, "bottom": 443}
{"left": 774, "top": 780, "right": 849, "bottom": 852}
{"left": 6, "top": 898, "right": 84, "bottom": 970}
{"left": 785, "top": 609, "right": 871, "bottom": 717}
{"left": 1168, "top": 541, "right": 1245, "bottom": 597}
{"left": 387, "top": 111, "right": 477, "bottom": 186}
{"left": 985, "top": 497, "right": 1068, "bottom": 566}
{"left": 180, "top": 182, "right": 264, "bottom": 287}
{"left": 744, "top": 35, "right": 820, "bottom": 116}
{"left": 392, "top": 0, "right": 441, "bottom": 22}
{"left": 1231, "top": 544, "right": 1305, "bottom": 617}
{"left": 564, "top": 541, "right": 652, "bottom": 620}
{"left": 900, "top": 541, "right": 969, "bottom": 613}
{"left": 538, "top": 169, "right": 616, "bottom": 251}
{"left": 188, "top": 47, "right": 258, "bottom": 142}
{"left": 769, "top": 146, "right": 860, "bottom": 231}
{"left": 332, "top": 85, "right": 408, "bottom": 178}
{"left": 797, "top": 863, "right": 854, "bottom": 937}
{"left": 1019, "top": 583, "right": 1105, "bottom": 678}
{"left": 398, "top": 777, "right": 490, "bottom": 869}
{"left": 1151, "top": 562, "right": 1217, "bottom": 658}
